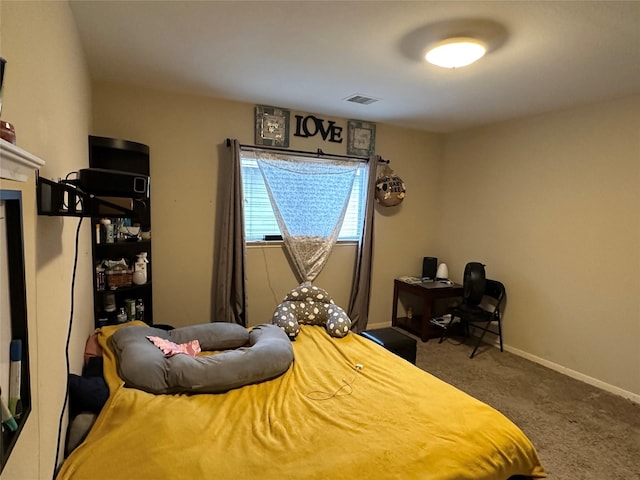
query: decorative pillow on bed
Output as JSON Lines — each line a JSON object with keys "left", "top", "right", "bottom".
{"left": 146, "top": 336, "right": 201, "bottom": 357}
{"left": 272, "top": 284, "right": 351, "bottom": 339}
{"left": 109, "top": 322, "right": 294, "bottom": 395}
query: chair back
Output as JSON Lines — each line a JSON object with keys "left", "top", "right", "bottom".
{"left": 484, "top": 279, "right": 505, "bottom": 302}
{"left": 478, "top": 279, "right": 505, "bottom": 315}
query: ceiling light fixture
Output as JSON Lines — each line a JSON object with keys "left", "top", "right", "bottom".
{"left": 425, "top": 37, "right": 487, "bottom": 68}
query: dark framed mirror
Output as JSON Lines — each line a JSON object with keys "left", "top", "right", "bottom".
{"left": 0, "top": 189, "right": 31, "bottom": 472}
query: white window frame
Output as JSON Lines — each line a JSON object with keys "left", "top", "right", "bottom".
{"left": 240, "top": 150, "right": 367, "bottom": 243}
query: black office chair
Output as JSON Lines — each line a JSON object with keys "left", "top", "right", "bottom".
{"left": 439, "top": 263, "right": 505, "bottom": 358}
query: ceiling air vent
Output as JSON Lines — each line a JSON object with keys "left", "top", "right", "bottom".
{"left": 344, "top": 94, "right": 381, "bottom": 105}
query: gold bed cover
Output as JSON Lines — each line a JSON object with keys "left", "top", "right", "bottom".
{"left": 57, "top": 323, "right": 546, "bottom": 480}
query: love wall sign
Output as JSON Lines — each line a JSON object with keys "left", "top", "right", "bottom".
{"left": 254, "top": 106, "right": 376, "bottom": 155}
{"left": 293, "top": 114, "right": 343, "bottom": 143}
{"left": 294, "top": 114, "right": 377, "bottom": 155}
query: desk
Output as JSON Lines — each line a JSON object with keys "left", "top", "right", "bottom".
{"left": 392, "top": 279, "right": 463, "bottom": 342}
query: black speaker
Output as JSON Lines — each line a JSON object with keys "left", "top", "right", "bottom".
{"left": 422, "top": 257, "right": 438, "bottom": 279}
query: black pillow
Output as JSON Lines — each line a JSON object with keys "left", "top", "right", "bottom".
{"left": 69, "top": 374, "right": 109, "bottom": 418}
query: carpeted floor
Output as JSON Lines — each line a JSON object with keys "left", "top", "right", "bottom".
{"left": 411, "top": 334, "right": 640, "bottom": 480}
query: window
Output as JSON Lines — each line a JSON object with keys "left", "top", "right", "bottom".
{"left": 240, "top": 152, "right": 367, "bottom": 242}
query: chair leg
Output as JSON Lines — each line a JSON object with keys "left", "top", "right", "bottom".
{"left": 469, "top": 322, "right": 490, "bottom": 359}
{"left": 469, "top": 316, "right": 503, "bottom": 358}
{"left": 438, "top": 315, "right": 456, "bottom": 343}
{"left": 438, "top": 328, "right": 446, "bottom": 343}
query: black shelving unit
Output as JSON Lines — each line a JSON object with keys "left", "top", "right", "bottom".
{"left": 88, "top": 136, "right": 152, "bottom": 328}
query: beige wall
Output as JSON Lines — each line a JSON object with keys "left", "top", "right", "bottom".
{"left": 439, "top": 96, "right": 640, "bottom": 397}
{"left": 90, "top": 82, "right": 443, "bottom": 329}
{"left": 1, "top": 1, "right": 92, "bottom": 478}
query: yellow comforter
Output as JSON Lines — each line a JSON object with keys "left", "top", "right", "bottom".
{"left": 57, "top": 323, "right": 545, "bottom": 480}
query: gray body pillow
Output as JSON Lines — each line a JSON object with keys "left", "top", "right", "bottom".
{"left": 109, "top": 323, "right": 294, "bottom": 394}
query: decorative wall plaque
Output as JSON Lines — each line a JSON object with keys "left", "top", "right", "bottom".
{"left": 255, "top": 105, "right": 290, "bottom": 147}
{"left": 347, "top": 120, "right": 376, "bottom": 156}
{"left": 375, "top": 165, "right": 406, "bottom": 207}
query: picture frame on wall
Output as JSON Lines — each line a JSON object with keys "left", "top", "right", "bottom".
{"left": 255, "top": 105, "right": 290, "bottom": 147}
{"left": 347, "top": 120, "right": 376, "bottom": 156}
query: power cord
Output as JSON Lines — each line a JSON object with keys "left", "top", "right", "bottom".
{"left": 60, "top": 173, "right": 82, "bottom": 211}
{"left": 52, "top": 215, "right": 83, "bottom": 479}
{"left": 306, "top": 363, "right": 363, "bottom": 401}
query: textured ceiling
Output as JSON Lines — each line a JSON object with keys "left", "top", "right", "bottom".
{"left": 69, "top": 1, "right": 640, "bottom": 132}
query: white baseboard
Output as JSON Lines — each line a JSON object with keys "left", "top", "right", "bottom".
{"left": 503, "top": 344, "right": 640, "bottom": 405}
{"left": 364, "top": 321, "right": 640, "bottom": 404}
{"left": 463, "top": 329, "right": 640, "bottom": 404}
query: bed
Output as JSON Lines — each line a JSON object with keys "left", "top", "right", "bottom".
{"left": 57, "top": 322, "right": 546, "bottom": 480}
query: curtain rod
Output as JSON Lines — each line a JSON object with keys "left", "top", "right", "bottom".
{"left": 225, "top": 138, "right": 390, "bottom": 164}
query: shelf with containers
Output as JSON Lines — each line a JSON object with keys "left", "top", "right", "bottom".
{"left": 88, "top": 135, "right": 153, "bottom": 328}
{"left": 92, "top": 225, "right": 152, "bottom": 327}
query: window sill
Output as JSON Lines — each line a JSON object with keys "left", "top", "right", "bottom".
{"left": 246, "top": 239, "right": 359, "bottom": 248}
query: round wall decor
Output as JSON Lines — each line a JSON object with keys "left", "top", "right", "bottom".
{"left": 375, "top": 166, "right": 406, "bottom": 207}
